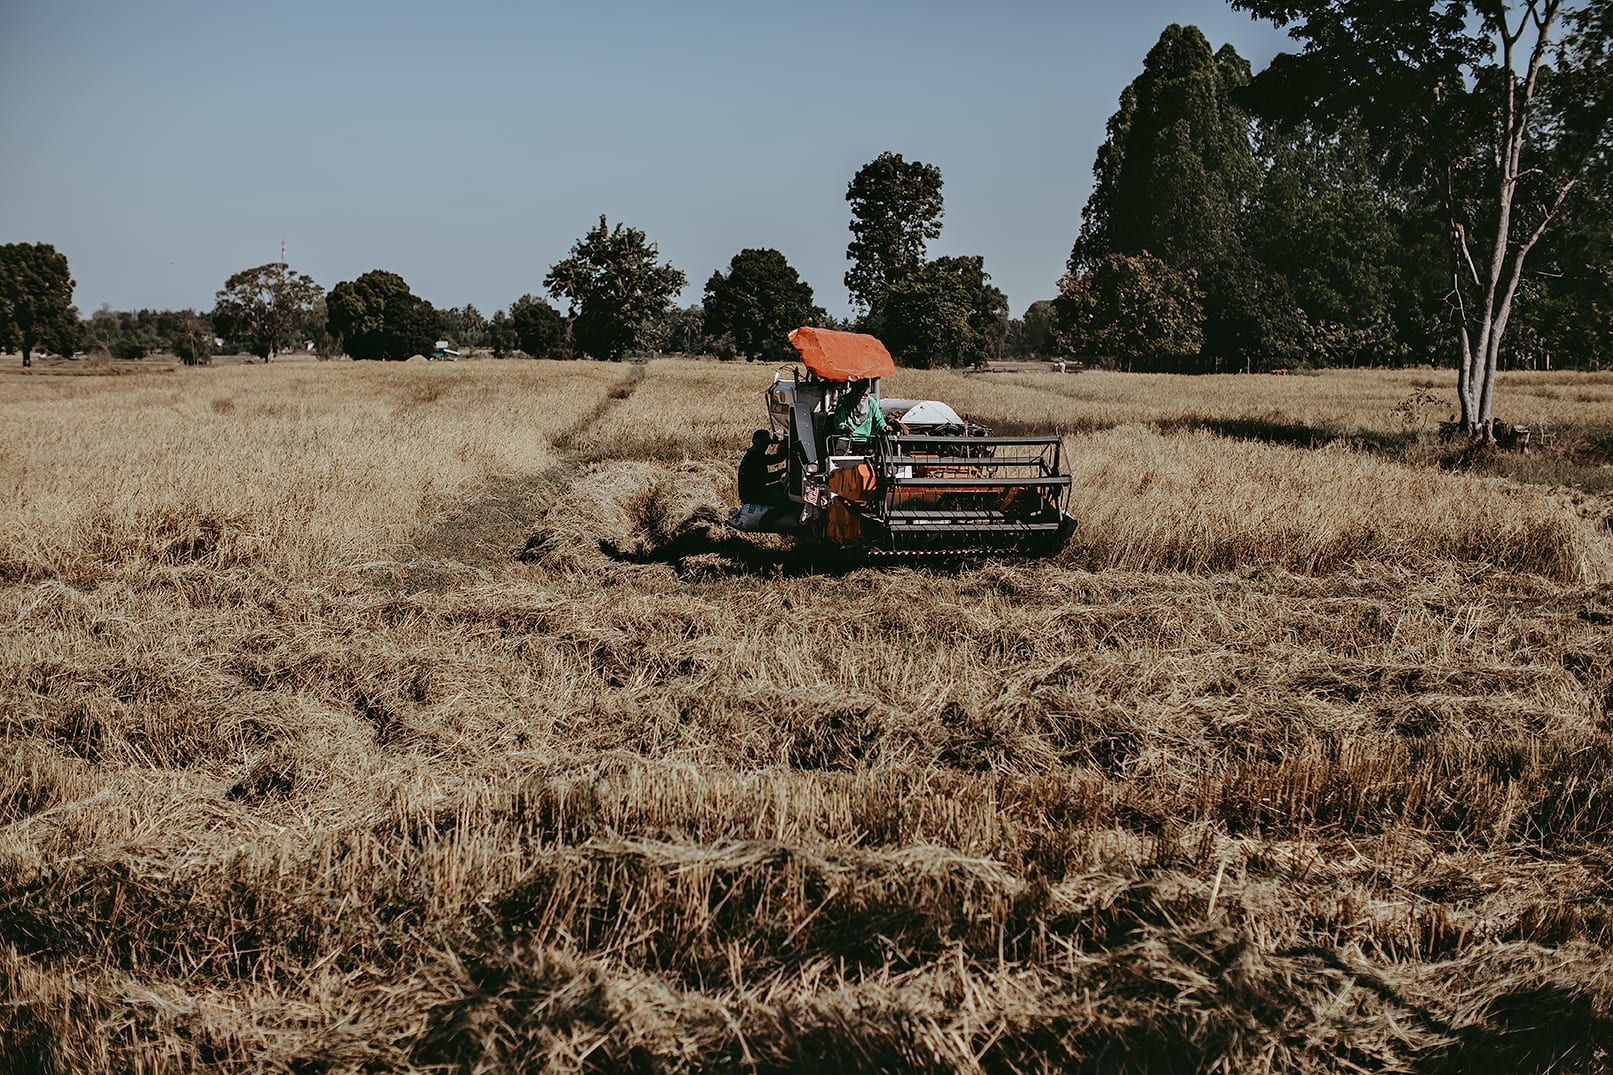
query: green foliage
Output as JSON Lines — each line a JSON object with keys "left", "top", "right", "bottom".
{"left": 1230, "top": 0, "right": 1613, "bottom": 421}
{"left": 935, "top": 255, "right": 1009, "bottom": 365}
{"left": 437, "top": 304, "right": 488, "bottom": 350}
{"left": 486, "top": 310, "right": 518, "bottom": 359}
{"left": 870, "top": 256, "right": 1007, "bottom": 368}
{"left": 1204, "top": 263, "right": 1309, "bottom": 371}
{"left": 170, "top": 314, "right": 214, "bottom": 367}
{"left": 508, "top": 294, "right": 567, "bottom": 358}
{"left": 1504, "top": 88, "right": 1613, "bottom": 370}
{"left": 1072, "top": 27, "right": 1257, "bottom": 278}
{"left": 1069, "top": 27, "right": 1262, "bottom": 365}
{"left": 1056, "top": 253, "right": 1204, "bottom": 369}
{"left": 326, "top": 270, "right": 406, "bottom": 359}
{"left": 703, "top": 248, "right": 823, "bottom": 362}
{"left": 0, "top": 242, "right": 79, "bottom": 366}
{"left": 382, "top": 291, "right": 439, "bottom": 362}
{"left": 656, "top": 304, "right": 707, "bottom": 356}
{"left": 1244, "top": 122, "right": 1407, "bottom": 366}
{"left": 544, "top": 216, "right": 686, "bottom": 360}
{"left": 844, "top": 152, "right": 945, "bottom": 311}
{"left": 108, "top": 335, "right": 156, "bottom": 360}
{"left": 326, "top": 270, "right": 436, "bottom": 361}
{"left": 212, "top": 262, "right": 322, "bottom": 362}
{"left": 1005, "top": 299, "right": 1060, "bottom": 359}
{"left": 81, "top": 306, "right": 214, "bottom": 363}
{"left": 1232, "top": 1, "right": 1489, "bottom": 190}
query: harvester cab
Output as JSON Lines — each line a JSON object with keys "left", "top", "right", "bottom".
{"left": 729, "top": 327, "right": 1077, "bottom": 557}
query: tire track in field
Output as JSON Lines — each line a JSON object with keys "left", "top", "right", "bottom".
{"left": 400, "top": 363, "right": 646, "bottom": 589}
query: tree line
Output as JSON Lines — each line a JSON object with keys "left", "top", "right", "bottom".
{"left": 1057, "top": 3, "right": 1610, "bottom": 435}
{"left": 0, "top": 162, "right": 1019, "bottom": 369}
{"left": 3, "top": 0, "right": 1606, "bottom": 438}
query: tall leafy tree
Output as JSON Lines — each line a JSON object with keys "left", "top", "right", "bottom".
{"left": 212, "top": 262, "right": 322, "bottom": 362}
{"left": 508, "top": 294, "right": 567, "bottom": 358}
{"left": 932, "top": 255, "right": 1009, "bottom": 364}
{"left": 1056, "top": 253, "right": 1205, "bottom": 370}
{"left": 844, "top": 152, "right": 945, "bottom": 311}
{"left": 486, "top": 310, "right": 518, "bottom": 358}
{"left": 0, "top": 243, "right": 79, "bottom": 367}
{"left": 381, "top": 291, "right": 439, "bottom": 361}
{"left": 1072, "top": 27, "right": 1258, "bottom": 275}
{"left": 1069, "top": 26, "right": 1260, "bottom": 362}
{"left": 1230, "top": 0, "right": 1613, "bottom": 435}
{"left": 326, "top": 270, "right": 406, "bottom": 359}
{"left": 657, "top": 304, "right": 707, "bottom": 356}
{"left": 544, "top": 216, "right": 686, "bottom": 360}
{"left": 703, "top": 248, "right": 824, "bottom": 362}
{"left": 871, "top": 256, "right": 1008, "bottom": 368}
{"left": 1246, "top": 121, "right": 1407, "bottom": 366}
{"left": 170, "top": 313, "right": 214, "bottom": 367}
{"left": 326, "top": 270, "right": 436, "bottom": 361}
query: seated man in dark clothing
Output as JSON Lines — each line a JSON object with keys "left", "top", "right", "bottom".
{"left": 738, "top": 428, "right": 787, "bottom": 506}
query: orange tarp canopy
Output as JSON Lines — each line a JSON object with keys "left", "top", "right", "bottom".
{"left": 788, "top": 327, "right": 896, "bottom": 382}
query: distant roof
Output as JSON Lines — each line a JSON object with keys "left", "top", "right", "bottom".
{"left": 788, "top": 327, "right": 896, "bottom": 382}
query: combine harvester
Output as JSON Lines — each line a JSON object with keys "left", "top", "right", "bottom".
{"left": 728, "top": 327, "right": 1076, "bottom": 557}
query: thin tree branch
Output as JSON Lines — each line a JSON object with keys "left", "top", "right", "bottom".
{"left": 1455, "top": 223, "right": 1483, "bottom": 286}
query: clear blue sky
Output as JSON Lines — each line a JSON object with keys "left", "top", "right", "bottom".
{"left": 0, "top": 0, "right": 1292, "bottom": 321}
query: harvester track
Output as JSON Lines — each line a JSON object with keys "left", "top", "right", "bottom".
{"left": 400, "top": 363, "right": 646, "bottom": 590}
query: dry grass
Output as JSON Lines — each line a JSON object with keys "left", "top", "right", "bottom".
{"left": 923, "top": 366, "right": 1613, "bottom": 437}
{"left": 0, "top": 362, "right": 622, "bottom": 582}
{"left": 1061, "top": 426, "right": 1610, "bottom": 581}
{"left": 568, "top": 359, "right": 755, "bottom": 462}
{"left": 2, "top": 358, "right": 1612, "bottom": 1073}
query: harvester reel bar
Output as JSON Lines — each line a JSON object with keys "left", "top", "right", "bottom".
{"left": 884, "top": 434, "right": 1067, "bottom": 447}
{"left": 861, "top": 431, "right": 1075, "bottom": 555}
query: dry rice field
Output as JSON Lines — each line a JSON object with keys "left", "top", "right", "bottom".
{"left": 2, "top": 358, "right": 1613, "bottom": 1073}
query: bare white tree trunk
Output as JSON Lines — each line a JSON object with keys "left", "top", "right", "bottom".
{"left": 1449, "top": 0, "right": 1571, "bottom": 440}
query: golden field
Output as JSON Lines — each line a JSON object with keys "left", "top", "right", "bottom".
{"left": 2, "top": 357, "right": 1612, "bottom": 1073}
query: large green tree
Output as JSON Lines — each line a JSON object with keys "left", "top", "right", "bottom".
{"left": 1056, "top": 252, "right": 1205, "bottom": 370}
{"left": 1072, "top": 27, "right": 1258, "bottom": 272}
{"left": 212, "top": 262, "right": 322, "bottom": 362}
{"left": 1245, "top": 121, "right": 1408, "bottom": 367}
{"left": 508, "top": 294, "right": 567, "bottom": 358}
{"left": 1230, "top": 0, "right": 1613, "bottom": 434}
{"left": 0, "top": 243, "right": 79, "bottom": 368}
{"left": 326, "top": 270, "right": 437, "bottom": 361}
{"left": 871, "top": 256, "right": 1008, "bottom": 368}
{"left": 1069, "top": 26, "right": 1261, "bottom": 362}
{"left": 934, "top": 255, "right": 1009, "bottom": 365}
{"left": 703, "top": 248, "right": 824, "bottom": 362}
{"left": 486, "top": 310, "right": 518, "bottom": 358}
{"left": 844, "top": 152, "right": 945, "bottom": 311}
{"left": 544, "top": 216, "right": 686, "bottom": 360}
{"left": 381, "top": 291, "right": 439, "bottom": 362}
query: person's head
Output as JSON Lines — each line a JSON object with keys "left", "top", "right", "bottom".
{"left": 752, "top": 429, "right": 772, "bottom": 448}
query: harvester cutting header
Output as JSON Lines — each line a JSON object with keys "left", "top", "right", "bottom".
{"left": 728, "top": 327, "right": 1076, "bottom": 556}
